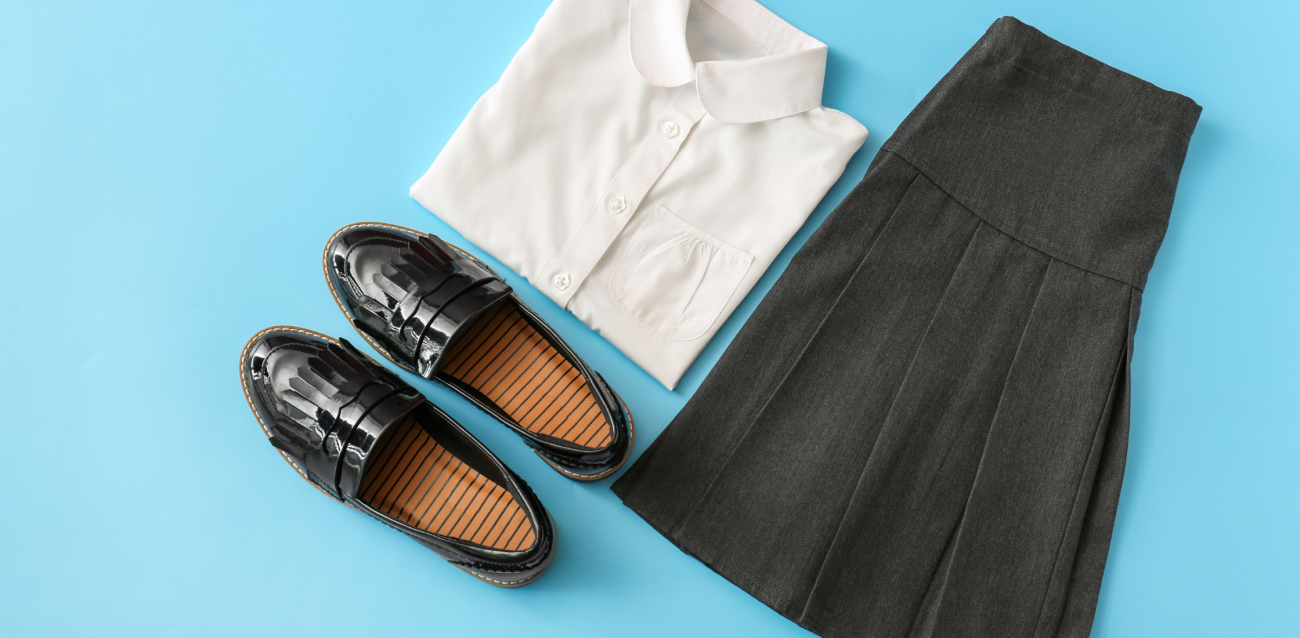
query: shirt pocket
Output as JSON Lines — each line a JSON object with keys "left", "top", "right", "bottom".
{"left": 609, "top": 205, "right": 754, "bottom": 342}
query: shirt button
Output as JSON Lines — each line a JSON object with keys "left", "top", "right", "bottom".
{"left": 552, "top": 273, "right": 571, "bottom": 291}
{"left": 607, "top": 196, "right": 627, "bottom": 214}
{"left": 661, "top": 120, "right": 680, "bottom": 138}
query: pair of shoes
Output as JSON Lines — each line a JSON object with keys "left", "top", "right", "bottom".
{"left": 238, "top": 223, "right": 635, "bottom": 586}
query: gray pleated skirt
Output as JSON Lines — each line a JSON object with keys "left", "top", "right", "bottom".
{"left": 612, "top": 17, "right": 1200, "bottom": 638}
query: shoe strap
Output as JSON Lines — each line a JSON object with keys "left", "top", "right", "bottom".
{"left": 270, "top": 339, "right": 422, "bottom": 500}
{"left": 381, "top": 234, "right": 512, "bottom": 378}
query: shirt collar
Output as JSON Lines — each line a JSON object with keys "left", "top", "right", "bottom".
{"left": 628, "top": 0, "right": 827, "bottom": 124}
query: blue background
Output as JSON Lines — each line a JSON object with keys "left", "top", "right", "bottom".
{"left": 2, "top": 0, "right": 1297, "bottom": 635}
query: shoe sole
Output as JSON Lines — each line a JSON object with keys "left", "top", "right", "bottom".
{"left": 321, "top": 221, "right": 636, "bottom": 481}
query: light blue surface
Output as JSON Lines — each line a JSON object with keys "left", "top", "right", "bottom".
{"left": 1, "top": 0, "right": 1297, "bottom": 635}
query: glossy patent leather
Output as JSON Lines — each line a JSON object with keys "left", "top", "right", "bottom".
{"left": 324, "top": 223, "right": 633, "bottom": 480}
{"left": 242, "top": 328, "right": 555, "bottom": 586}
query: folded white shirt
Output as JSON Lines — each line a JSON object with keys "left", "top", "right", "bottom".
{"left": 411, "top": 0, "right": 867, "bottom": 389}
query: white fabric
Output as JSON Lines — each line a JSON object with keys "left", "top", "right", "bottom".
{"left": 411, "top": 0, "right": 867, "bottom": 389}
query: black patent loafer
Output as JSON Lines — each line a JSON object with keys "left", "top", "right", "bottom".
{"left": 239, "top": 326, "right": 555, "bottom": 587}
{"left": 322, "top": 222, "right": 634, "bottom": 481}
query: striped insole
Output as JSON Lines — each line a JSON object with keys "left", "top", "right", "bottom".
{"left": 358, "top": 416, "right": 535, "bottom": 551}
{"left": 438, "top": 301, "right": 613, "bottom": 450}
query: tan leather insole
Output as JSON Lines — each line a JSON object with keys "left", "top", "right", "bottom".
{"left": 359, "top": 416, "right": 535, "bottom": 551}
{"left": 438, "top": 302, "right": 613, "bottom": 450}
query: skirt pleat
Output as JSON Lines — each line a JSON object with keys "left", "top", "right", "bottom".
{"left": 614, "top": 160, "right": 1140, "bottom": 637}
{"left": 799, "top": 258, "right": 1135, "bottom": 635}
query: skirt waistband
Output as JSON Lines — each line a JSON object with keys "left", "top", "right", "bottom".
{"left": 883, "top": 16, "right": 1201, "bottom": 289}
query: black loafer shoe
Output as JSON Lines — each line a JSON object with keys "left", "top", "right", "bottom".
{"left": 322, "top": 222, "right": 634, "bottom": 481}
{"left": 239, "top": 326, "right": 555, "bottom": 587}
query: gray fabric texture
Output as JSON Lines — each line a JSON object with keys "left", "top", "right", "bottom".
{"left": 611, "top": 16, "right": 1200, "bottom": 638}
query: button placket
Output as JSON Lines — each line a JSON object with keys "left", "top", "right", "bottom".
{"left": 539, "top": 86, "right": 705, "bottom": 309}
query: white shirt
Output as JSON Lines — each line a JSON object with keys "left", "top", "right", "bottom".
{"left": 411, "top": 0, "right": 867, "bottom": 389}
